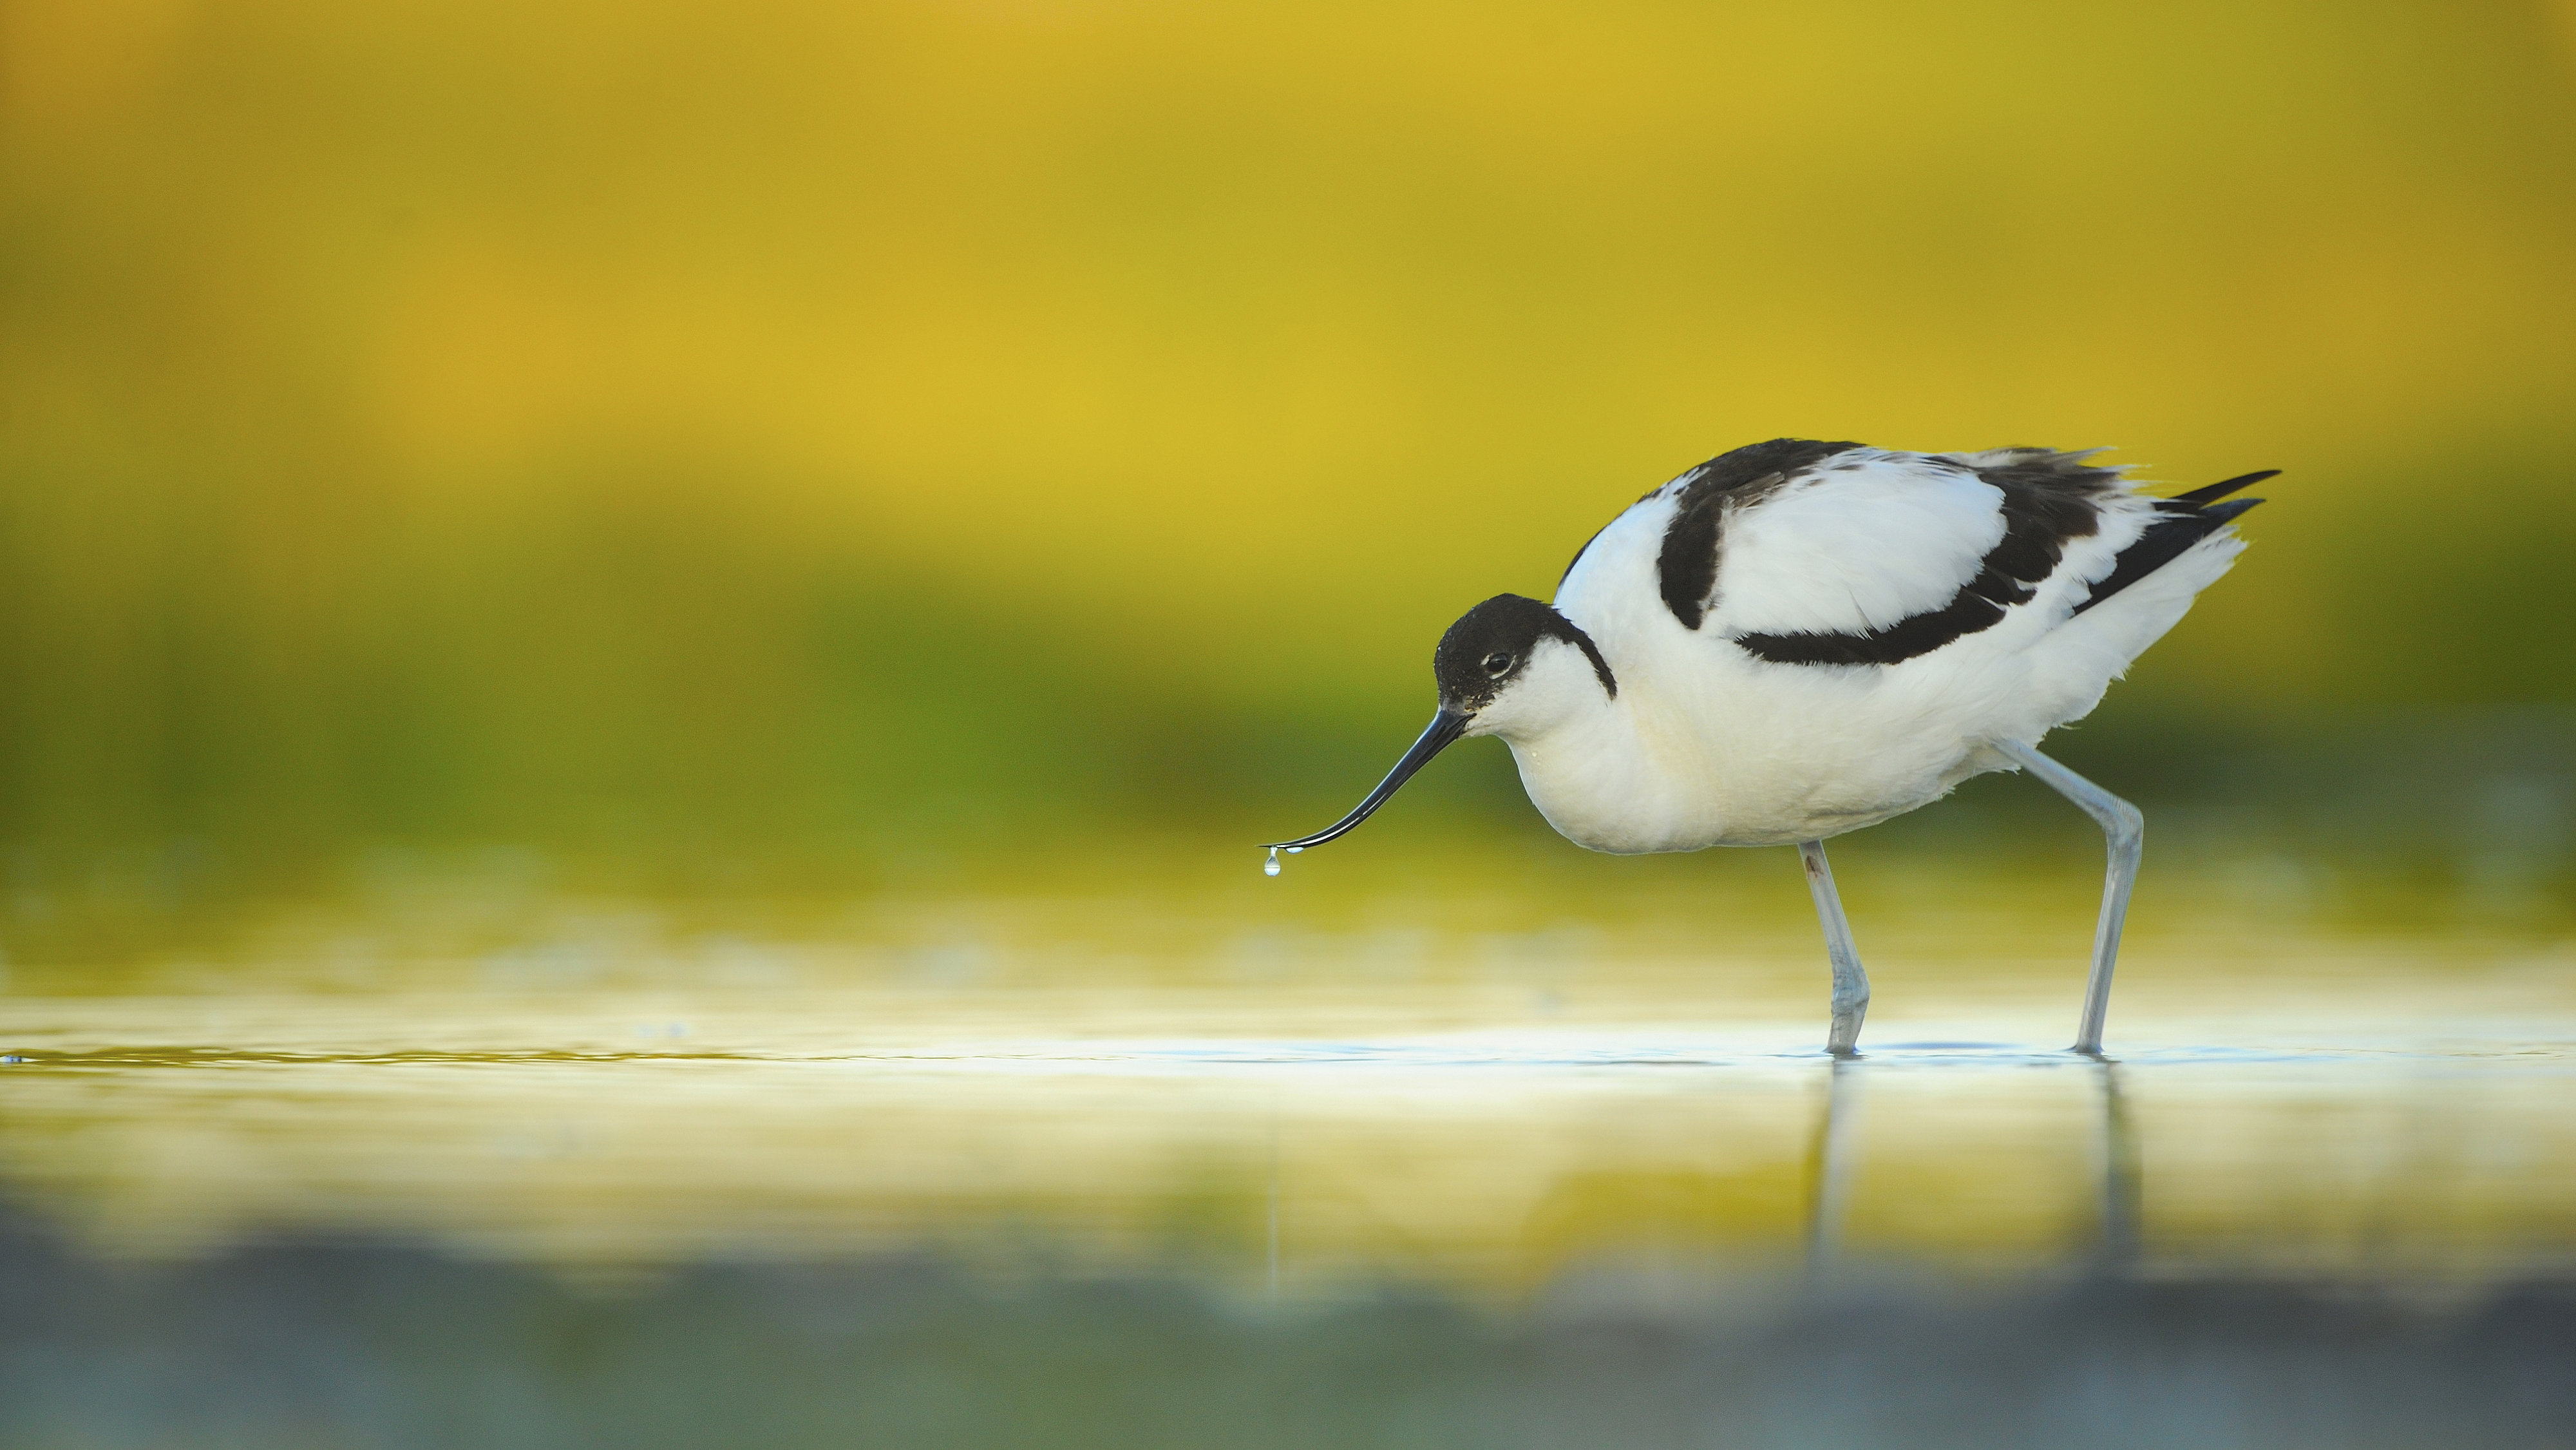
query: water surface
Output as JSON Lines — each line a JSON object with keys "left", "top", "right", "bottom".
{"left": 5, "top": 858, "right": 2568, "bottom": 1292}
{"left": 3, "top": 857, "right": 2571, "bottom": 1446}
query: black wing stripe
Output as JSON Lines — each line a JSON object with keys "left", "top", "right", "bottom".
{"left": 1730, "top": 454, "right": 2108, "bottom": 667}
{"left": 2070, "top": 495, "right": 2263, "bottom": 616}
{"left": 1734, "top": 591, "right": 2007, "bottom": 667}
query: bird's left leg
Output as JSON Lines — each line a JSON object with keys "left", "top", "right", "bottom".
{"left": 1991, "top": 739, "right": 2143, "bottom": 1056}
{"left": 1798, "top": 839, "right": 1870, "bottom": 1056}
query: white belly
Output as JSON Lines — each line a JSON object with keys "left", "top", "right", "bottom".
{"left": 1503, "top": 691, "right": 1991, "bottom": 852}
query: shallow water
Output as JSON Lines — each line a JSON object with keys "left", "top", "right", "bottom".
{"left": 2, "top": 855, "right": 2571, "bottom": 1444}
{"left": 4, "top": 857, "right": 2570, "bottom": 1288}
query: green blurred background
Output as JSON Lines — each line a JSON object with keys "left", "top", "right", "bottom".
{"left": 3, "top": 0, "right": 2573, "bottom": 919}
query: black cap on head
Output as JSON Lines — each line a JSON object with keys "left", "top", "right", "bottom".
{"left": 1262, "top": 594, "right": 1615, "bottom": 854}
{"left": 1433, "top": 594, "right": 1618, "bottom": 712}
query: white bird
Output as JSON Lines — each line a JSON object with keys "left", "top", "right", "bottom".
{"left": 1267, "top": 439, "right": 2271, "bottom": 1056}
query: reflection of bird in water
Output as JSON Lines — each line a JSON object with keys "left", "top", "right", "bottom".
{"left": 1804, "top": 1058, "right": 1865, "bottom": 1277}
{"left": 2094, "top": 1062, "right": 2143, "bottom": 1270}
{"left": 1268, "top": 441, "right": 2269, "bottom": 1055}
{"left": 1803, "top": 1057, "right": 2143, "bottom": 1277}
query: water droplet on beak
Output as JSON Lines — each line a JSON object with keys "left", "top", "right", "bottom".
{"left": 1263, "top": 848, "right": 1282, "bottom": 878}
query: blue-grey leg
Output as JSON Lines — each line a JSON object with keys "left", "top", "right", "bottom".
{"left": 1992, "top": 739, "right": 2144, "bottom": 1055}
{"left": 1798, "top": 839, "right": 1871, "bottom": 1056}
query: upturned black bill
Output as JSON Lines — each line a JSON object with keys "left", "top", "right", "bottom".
{"left": 1265, "top": 709, "right": 1471, "bottom": 850}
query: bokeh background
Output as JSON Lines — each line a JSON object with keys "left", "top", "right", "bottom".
{"left": 6, "top": 11, "right": 2576, "bottom": 1442}
{"left": 4, "top": 0, "right": 2573, "bottom": 930}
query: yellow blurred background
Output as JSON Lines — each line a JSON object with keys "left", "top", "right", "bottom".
{"left": 3, "top": 0, "right": 2572, "bottom": 904}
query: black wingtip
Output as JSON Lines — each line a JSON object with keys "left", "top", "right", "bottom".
{"left": 2069, "top": 493, "right": 2266, "bottom": 616}
{"left": 2166, "top": 469, "right": 2281, "bottom": 508}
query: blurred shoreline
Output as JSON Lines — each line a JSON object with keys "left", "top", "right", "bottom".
{"left": 3, "top": 696, "right": 2566, "bottom": 971}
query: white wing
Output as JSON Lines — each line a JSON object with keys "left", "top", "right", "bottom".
{"left": 1708, "top": 452, "right": 2007, "bottom": 639}
{"left": 1555, "top": 439, "right": 2261, "bottom": 673}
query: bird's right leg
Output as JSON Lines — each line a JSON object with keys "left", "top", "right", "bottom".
{"left": 1798, "top": 839, "right": 1870, "bottom": 1056}
{"left": 1990, "top": 739, "right": 2143, "bottom": 1056}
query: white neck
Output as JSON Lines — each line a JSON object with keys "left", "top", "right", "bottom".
{"left": 1468, "top": 639, "right": 1707, "bottom": 854}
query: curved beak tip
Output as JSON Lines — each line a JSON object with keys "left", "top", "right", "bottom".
{"left": 1263, "top": 709, "right": 1471, "bottom": 852}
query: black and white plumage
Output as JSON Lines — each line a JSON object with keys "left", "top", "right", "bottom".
{"left": 1270, "top": 439, "right": 2272, "bottom": 1055}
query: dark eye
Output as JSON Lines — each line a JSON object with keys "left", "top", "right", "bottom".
{"left": 1482, "top": 651, "right": 1513, "bottom": 676}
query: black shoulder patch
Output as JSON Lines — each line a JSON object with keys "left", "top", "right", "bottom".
{"left": 1732, "top": 449, "right": 2115, "bottom": 667}
{"left": 1655, "top": 438, "right": 1865, "bottom": 630}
